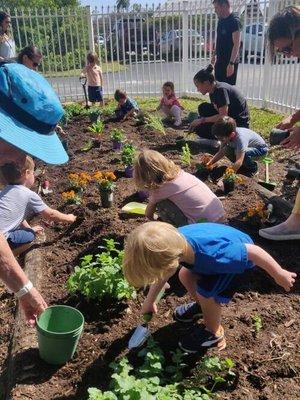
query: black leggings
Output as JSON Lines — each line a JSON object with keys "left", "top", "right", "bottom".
{"left": 194, "top": 103, "right": 249, "bottom": 139}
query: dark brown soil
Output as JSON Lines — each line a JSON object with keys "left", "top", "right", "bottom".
{"left": 1, "top": 113, "right": 299, "bottom": 400}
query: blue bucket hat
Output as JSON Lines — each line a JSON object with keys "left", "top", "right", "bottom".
{"left": 0, "top": 63, "right": 68, "bottom": 165}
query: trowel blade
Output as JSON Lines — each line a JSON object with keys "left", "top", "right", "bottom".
{"left": 128, "top": 324, "right": 151, "bottom": 349}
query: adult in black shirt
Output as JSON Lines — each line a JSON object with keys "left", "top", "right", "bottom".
{"left": 189, "top": 64, "right": 250, "bottom": 139}
{"left": 213, "top": 0, "right": 241, "bottom": 85}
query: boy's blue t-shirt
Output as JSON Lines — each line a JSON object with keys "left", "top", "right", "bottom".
{"left": 178, "top": 223, "right": 254, "bottom": 275}
{"left": 120, "top": 97, "right": 139, "bottom": 113}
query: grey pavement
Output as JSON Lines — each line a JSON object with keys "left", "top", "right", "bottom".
{"left": 48, "top": 60, "right": 300, "bottom": 110}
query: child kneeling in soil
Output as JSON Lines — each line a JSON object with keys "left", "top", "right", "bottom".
{"left": 157, "top": 81, "right": 183, "bottom": 127}
{"left": 134, "top": 149, "right": 225, "bottom": 227}
{"left": 207, "top": 116, "right": 268, "bottom": 177}
{"left": 0, "top": 156, "right": 76, "bottom": 255}
{"left": 123, "top": 221, "right": 296, "bottom": 353}
{"left": 114, "top": 89, "right": 139, "bottom": 121}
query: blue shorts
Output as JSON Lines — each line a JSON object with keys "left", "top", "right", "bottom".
{"left": 7, "top": 228, "right": 36, "bottom": 249}
{"left": 197, "top": 273, "right": 240, "bottom": 304}
{"left": 88, "top": 86, "right": 103, "bottom": 102}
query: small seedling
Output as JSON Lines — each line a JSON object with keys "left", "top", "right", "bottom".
{"left": 121, "top": 143, "right": 137, "bottom": 166}
{"left": 146, "top": 113, "right": 166, "bottom": 135}
{"left": 81, "top": 140, "right": 94, "bottom": 152}
{"left": 89, "top": 120, "right": 104, "bottom": 135}
{"left": 181, "top": 143, "right": 191, "bottom": 166}
{"left": 252, "top": 315, "right": 263, "bottom": 336}
{"left": 110, "top": 128, "right": 125, "bottom": 142}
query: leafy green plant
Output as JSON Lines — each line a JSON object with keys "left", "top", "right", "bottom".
{"left": 181, "top": 143, "right": 191, "bottom": 166}
{"left": 87, "top": 339, "right": 211, "bottom": 400}
{"left": 88, "top": 107, "right": 101, "bottom": 122}
{"left": 81, "top": 140, "right": 94, "bottom": 152}
{"left": 89, "top": 120, "right": 105, "bottom": 135}
{"left": 252, "top": 315, "right": 263, "bottom": 336}
{"left": 134, "top": 111, "right": 151, "bottom": 126}
{"left": 194, "top": 356, "right": 236, "bottom": 395}
{"left": 110, "top": 128, "right": 125, "bottom": 142}
{"left": 146, "top": 113, "right": 166, "bottom": 135}
{"left": 63, "top": 103, "right": 85, "bottom": 122}
{"left": 66, "top": 239, "right": 136, "bottom": 301}
{"left": 121, "top": 143, "right": 137, "bottom": 166}
{"left": 102, "top": 103, "right": 116, "bottom": 117}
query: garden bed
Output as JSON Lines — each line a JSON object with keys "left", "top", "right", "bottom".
{"left": 1, "top": 104, "right": 299, "bottom": 400}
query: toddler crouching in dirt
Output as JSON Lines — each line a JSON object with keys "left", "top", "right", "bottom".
{"left": 157, "top": 81, "right": 183, "bottom": 127}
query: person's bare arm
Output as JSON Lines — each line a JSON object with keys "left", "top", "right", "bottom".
{"left": 0, "top": 233, "right": 47, "bottom": 325}
{"left": 232, "top": 150, "right": 245, "bottom": 172}
{"left": 40, "top": 207, "right": 76, "bottom": 223}
{"left": 145, "top": 202, "right": 157, "bottom": 220}
{"left": 207, "top": 146, "right": 227, "bottom": 167}
{"left": 246, "top": 244, "right": 297, "bottom": 292}
{"left": 281, "top": 126, "right": 300, "bottom": 150}
{"left": 203, "top": 105, "right": 229, "bottom": 124}
{"left": 227, "top": 31, "right": 241, "bottom": 77}
{"left": 276, "top": 110, "right": 300, "bottom": 130}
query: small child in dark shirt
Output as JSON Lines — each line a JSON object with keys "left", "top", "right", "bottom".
{"left": 114, "top": 89, "right": 139, "bottom": 121}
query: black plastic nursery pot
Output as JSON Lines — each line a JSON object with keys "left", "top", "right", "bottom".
{"left": 269, "top": 128, "right": 289, "bottom": 146}
{"left": 100, "top": 190, "right": 114, "bottom": 208}
{"left": 124, "top": 165, "right": 134, "bottom": 178}
{"left": 112, "top": 140, "right": 123, "bottom": 151}
{"left": 223, "top": 180, "right": 235, "bottom": 194}
{"left": 195, "top": 168, "right": 210, "bottom": 181}
{"left": 89, "top": 112, "right": 101, "bottom": 123}
{"left": 93, "top": 139, "right": 101, "bottom": 149}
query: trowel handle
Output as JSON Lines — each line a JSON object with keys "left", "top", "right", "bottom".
{"left": 79, "top": 76, "right": 87, "bottom": 85}
{"left": 265, "top": 161, "right": 270, "bottom": 183}
{"left": 143, "top": 287, "right": 166, "bottom": 323}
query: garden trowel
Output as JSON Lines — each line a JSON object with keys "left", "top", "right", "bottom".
{"left": 128, "top": 287, "right": 166, "bottom": 349}
{"left": 258, "top": 157, "right": 277, "bottom": 191}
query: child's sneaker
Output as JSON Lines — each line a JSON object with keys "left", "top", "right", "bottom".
{"left": 178, "top": 324, "right": 226, "bottom": 353}
{"left": 173, "top": 301, "right": 202, "bottom": 323}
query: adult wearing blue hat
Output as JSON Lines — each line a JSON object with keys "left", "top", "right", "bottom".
{"left": 0, "top": 62, "right": 68, "bottom": 325}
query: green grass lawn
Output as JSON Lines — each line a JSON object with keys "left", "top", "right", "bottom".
{"left": 137, "top": 96, "right": 285, "bottom": 139}
{"left": 45, "top": 62, "right": 126, "bottom": 78}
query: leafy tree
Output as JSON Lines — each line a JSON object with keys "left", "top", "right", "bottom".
{"left": 1, "top": 0, "right": 79, "bottom": 9}
{"left": 116, "top": 0, "right": 130, "bottom": 11}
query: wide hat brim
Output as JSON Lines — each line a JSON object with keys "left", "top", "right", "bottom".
{"left": 0, "top": 107, "right": 68, "bottom": 165}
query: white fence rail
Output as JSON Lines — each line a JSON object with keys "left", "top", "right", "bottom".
{"left": 7, "top": 0, "right": 299, "bottom": 113}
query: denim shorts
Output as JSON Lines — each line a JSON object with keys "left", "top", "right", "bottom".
{"left": 7, "top": 228, "right": 36, "bottom": 249}
{"left": 88, "top": 86, "right": 103, "bottom": 102}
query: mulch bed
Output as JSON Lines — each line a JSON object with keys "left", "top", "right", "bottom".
{"left": 1, "top": 113, "right": 299, "bottom": 400}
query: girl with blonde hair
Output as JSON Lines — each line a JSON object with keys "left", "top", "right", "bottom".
{"left": 134, "top": 149, "right": 225, "bottom": 227}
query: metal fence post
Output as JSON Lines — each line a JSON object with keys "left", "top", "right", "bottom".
{"left": 181, "top": 1, "right": 189, "bottom": 96}
{"left": 261, "top": 0, "right": 278, "bottom": 109}
{"left": 86, "top": 5, "right": 95, "bottom": 53}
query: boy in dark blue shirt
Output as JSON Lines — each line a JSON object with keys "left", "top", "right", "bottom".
{"left": 114, "top": 89, "right": 139, "bottom": 121}
{"left": 123, "top": 222, "right": 296, "bottom": 353}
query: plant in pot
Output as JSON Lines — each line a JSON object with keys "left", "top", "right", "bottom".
{"left": 93, "top": 171, "right": 117, "bottom": 208}
{"left": 61, "top": 190, "right": 81, "bottom": 205}
{"left": 222, "top": 167, "right": 243, "bottom": 194}
{"left": 195, "top": 154, "right": 214, "bottom": 181}
{"left": 181, "top": 143, "right": 191, "bottom": 167}
{"left": 69, "top": 172, "right": 92, "bottom": 192}
{"left": 243, "top": 201, "right": 273, "bottom": 227}
{"left": 88, "top": 120, "right": 104, "bottom": 148}
{"left": 121, "top": 143, "right": 137, "bottom": 178}
{"left": 88, "top": 107, "right": 101, "bottom": 123}
{"left": 110, "top": 128, "right": 125, "bottom": 150}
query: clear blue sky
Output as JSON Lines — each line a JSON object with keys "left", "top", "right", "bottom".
{"left": 80, "top": 0, "right": 161, "bottom": 9}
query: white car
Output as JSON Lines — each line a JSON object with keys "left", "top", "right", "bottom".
{"left": 241, "top": 23, "right": 266, "bottom": 60}
{"left": 159, "top": 29, "right": 204, "bottom": 55}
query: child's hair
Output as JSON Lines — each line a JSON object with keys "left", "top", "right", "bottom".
{"left": 123, "top": 221, "right": 186, "bottom": 287}
{"left": 268, "top": 6, "right": 300, "bottom": 58}
{"left": 0, "top": 156, "right": 35, "bottom": 185}
{"left": 87, "top": 52, "right": 99, "bottom": 64}
{"left": 114, "top": 89, "right": 127, "bottom": 102}
{"left": 212, "top": 116, "right": 237, "bottom": 138}
{"left": 212, "top": 0, "right": 230, "bottom": 6}
{"left": 133, "top": 149, "right": 180, "bottom": 190}
{"left": 194, "top": 64, "right": 215, "bottom": 84}
{"left": 162, "top": 81, "right": 175, "bottom": 92}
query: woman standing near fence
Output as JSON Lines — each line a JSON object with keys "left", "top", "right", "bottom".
{"left": 0, "top": 12, "right": 16, "bottom": 61}
{"left": 259, "top": 5, "right": 300, "bottom": 241}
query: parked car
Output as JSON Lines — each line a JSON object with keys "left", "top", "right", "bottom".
{"left": 241, "top": 23, "right": 267, "bottom": 60}
{"left": 159, "top": 29, "right": 204, "bottom": 56}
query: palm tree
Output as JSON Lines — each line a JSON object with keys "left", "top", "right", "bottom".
{"left": 116, "top": 0, "right": 130, "bottom": 11}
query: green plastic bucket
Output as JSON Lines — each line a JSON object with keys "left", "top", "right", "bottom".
{"left": 36, "top": 305, "right": 84, "bottom": 365}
